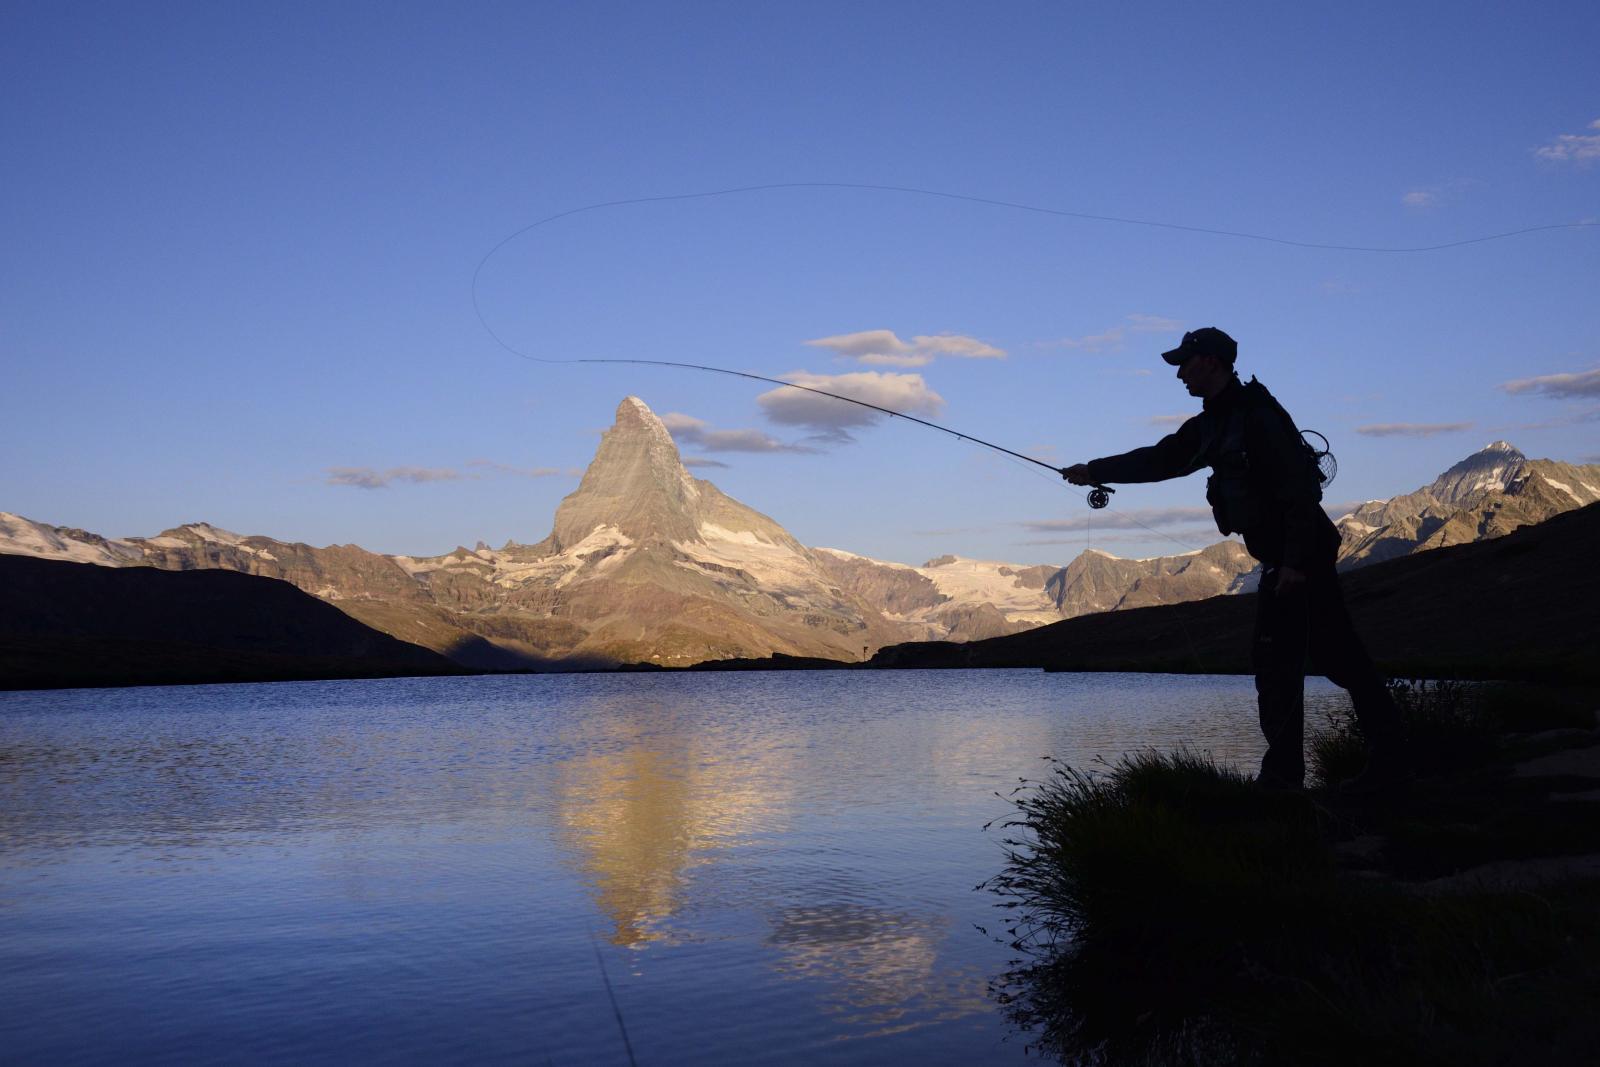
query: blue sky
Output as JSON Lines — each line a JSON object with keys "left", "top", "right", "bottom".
{"left": 4, "top": 1, "right": 1597, "bottom": 563}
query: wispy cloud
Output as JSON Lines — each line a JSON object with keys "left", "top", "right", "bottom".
{"left": 1353, "top": 422, "right": 1474, "bottom": 438}
{"left": 326, "top": 466, "right": 466, "bottom": 489}
{"left": 1019, "top": 506, "right": 1215, "bottom": 533}
{"left": 1534, "top": 118, "right": 1600, "bottom": 164}
{"left": 1499, "top": 367, "right": 1600, "bottom": 398}
{"left": 660, "top": 412, "right": 818, "bottom": 454}
{"left": 1400, "top": 178, "right": 1480, "bottom": 210}
{"left": 327, "top": 459, "right": 572, "bottom": 488}
{"left": 682, "top": 456, "right": 730, "bottom": 469}
{"left": 465, "top": 459, "right": 566, "bottom": 478}
{"left": 757, "top": 371, "right": 945, "bottom": 443}
{"left": 1496, "top": 406, "right": 1600, "bottom": 432}
{"left": 805, "top": 329, "right": 1004, "bottom": 368}
{"left": 1044, "top": 314, "right": 1183, "bottom": 353}
{"left": 1148, "top": 413, "right": 1190, "bottom": 427}
{"left": 1016, "top": 527, "right": 1224, "bottom": 550}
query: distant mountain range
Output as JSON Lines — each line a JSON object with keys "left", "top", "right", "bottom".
{"left": 1333, "top": 440, "right": 1600, "bottom": 565}
{"left": 867, "top": 500, "right": 1600, "bottom": 683}
{"left": 4, "top": 398, "right": 1597, "bottom": 670}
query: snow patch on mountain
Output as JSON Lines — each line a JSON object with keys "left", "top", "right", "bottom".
{"left": 0, "top": 512, "right": 144, "bottom": 565}
{"left": 913, "top": 556, "right": 1060, "bottom": 623}
{"left": 675, "top": 526, "right": 817, "bottom": 592}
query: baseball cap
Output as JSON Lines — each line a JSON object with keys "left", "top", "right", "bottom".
{"left": 1162, "top": 327, "right": 1237, "bottom": 366}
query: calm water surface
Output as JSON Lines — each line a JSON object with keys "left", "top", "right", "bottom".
{"left": 0, "top": 670, "right": 1350, "bottom": 1065}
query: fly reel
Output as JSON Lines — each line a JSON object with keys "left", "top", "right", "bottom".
{"left": 1303, "top": 430, "right": 1337, "bottom": 488}
{"left": 1087, "top": 484, "right": 1115, "bottom": 509}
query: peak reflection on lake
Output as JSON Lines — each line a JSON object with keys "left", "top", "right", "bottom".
{"left": 0, "top": 670, "right": 1348, "bottom": 1064}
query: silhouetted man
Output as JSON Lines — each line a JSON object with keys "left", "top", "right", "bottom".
{"left": 1062, "top": 328, "right": 1406, "bottom": 792}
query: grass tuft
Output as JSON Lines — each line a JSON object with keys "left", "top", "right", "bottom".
{"left": 983, "top": 745, "right": 1600, "bottom": 1066}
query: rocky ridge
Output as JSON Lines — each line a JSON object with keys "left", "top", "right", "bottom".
{"left": 5, "top": 416, "right": 1596, "bottom": 669}
{"left": 1334, "top": 442, "right": 1600, "bottom": 567}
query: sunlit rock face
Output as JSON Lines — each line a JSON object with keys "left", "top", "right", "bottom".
{"left": 1045, "top": 540, "right": 1259, "bottom": 619}
{"left": 1335, "top": 442, "right": 1600, "bottom": 568}
{"left": 545, "top": 397, "right": 706, "bottom": 549}
{"left": 9, "top": 421, "right": 1597, "bottom": 668}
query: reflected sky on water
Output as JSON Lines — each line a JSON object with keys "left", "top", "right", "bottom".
{"left": 0, "top": 670, "right": 1350, "bottom": 1064}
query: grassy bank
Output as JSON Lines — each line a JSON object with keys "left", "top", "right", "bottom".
{"left": 982, "top": 684, "right": 1600, "bottom": 1066}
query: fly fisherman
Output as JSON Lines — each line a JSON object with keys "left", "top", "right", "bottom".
{"left": 1062, "top": 327, "right": 1409, "bottom": 793}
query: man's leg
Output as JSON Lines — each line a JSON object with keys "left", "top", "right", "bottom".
{"left": 1306, "top": 566, "right": 1406, "bottom": 768}
{"left": 1254, "top": 565, "right": 1310, "bottom": 787}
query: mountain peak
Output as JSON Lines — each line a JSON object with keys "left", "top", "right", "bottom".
{"left": 1427, "top": 441, "right": 1527, "bottom": 509}
{"left": 545, "top": 396, "right": 701, "bottom": 550}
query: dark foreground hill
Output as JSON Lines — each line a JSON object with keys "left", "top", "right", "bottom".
{"left": 868, "top": 502, "right": 1600, "bottom": 681}
{"left": 1, "top": 556, "right": 462, "bottom": 690}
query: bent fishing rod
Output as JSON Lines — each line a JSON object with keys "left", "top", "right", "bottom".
{"left": 500, "top": 352, "right": 1119, "bottom": 509}
{"left": 469, "top": 182, "right": 1595, "bottom": 511}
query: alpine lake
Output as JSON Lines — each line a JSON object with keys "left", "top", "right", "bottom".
{"left": 0, "top": 670, "right": 1356, "bottom": 1065}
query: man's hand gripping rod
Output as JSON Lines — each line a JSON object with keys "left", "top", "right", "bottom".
{"left": 1058, "top": 464, "right": 1116, "bottom": 509}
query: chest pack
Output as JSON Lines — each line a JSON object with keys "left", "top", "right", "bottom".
{"left": 1202, "top": 379, "right": 1325, "bottom": 536}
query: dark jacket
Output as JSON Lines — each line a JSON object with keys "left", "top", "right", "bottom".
{"left": 1083, "top": 375, "right": 1339, "bottom": 570}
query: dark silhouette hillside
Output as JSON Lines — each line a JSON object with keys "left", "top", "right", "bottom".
{"left": 1, "top": 556, "right": 461, "bottom": 689}
{"left": 873, "top": 501, "right": 1600, "bottom": 680}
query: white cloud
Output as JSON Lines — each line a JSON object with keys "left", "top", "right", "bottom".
{"left": 756, "top": 371, "right": 946, "bottom": 442}
{"left": 327, "top": 459, "right": 571, "bottom": 488}
{"left": 1353, "top": 422, "right": 1474, "bottom": 438}
{"left": 1052, "top": 328, "right": 1125, "bottom": 353}
{"left": 661, "top": 411, "right": 818, "bottom": 453}
{"left": 1016, "top": 527, "right": 1223, "bottom": 549}
{"left": 914, "top": 333, "right": 1005, "bottom": 358}
{"left": 327, "top": 466, "right": 465, "bottom": 489}
{"left": 1400, "top": 177, "right": 1481, "bottom": 210}
{"left": 1019, "top": 506, "right": 1216, "bottom": 533}
{"left": 1496, "top": 406, "right": 1600, "bottom": 432}
{"left": 465, "top": 459, "right": 564, "bottom": 478}
{"left": 682, "top": 456, "right": 730, "bottom": 469}
{"left": 806, "top": 329, "right": 907, "bottom": 359}
{"left": 1046, "top": 313, "right": 1183, "bottom": 353}
{"left": 1126, "top": 314, "right": 1184, "bottom": 333}
{"left": 1499, "top": 367, "right": 1600, "bottom": 398}
{"left": 1534, "top": 119, "right": 1600, "bottom": 164}
{"left": 859, "top": 352, "right": 935, "bottom": 368}
{"left": 804, "top": 329, "right": 1004, "bottom": 367}
{"left": 1148, "top": 413, "right": 1190, "bottom": 427}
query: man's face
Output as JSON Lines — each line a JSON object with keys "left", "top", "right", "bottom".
{"left": 1177, "top": 353, "right": 1227, "bottom": 398}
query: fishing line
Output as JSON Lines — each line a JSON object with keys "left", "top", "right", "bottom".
{"left": 586, "top": 923, "right": 638, "bottom": 1067}
{"left": 471, "top": 181, "right": 1594, "bottom": 487}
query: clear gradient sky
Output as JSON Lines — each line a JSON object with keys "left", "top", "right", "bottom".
{"left": 4, "top": 1, "right": 1597, "bottom": 564}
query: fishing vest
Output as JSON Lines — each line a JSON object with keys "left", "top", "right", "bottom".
{"left": 1202, "top": 378, "right": 1322, "bottom": 536}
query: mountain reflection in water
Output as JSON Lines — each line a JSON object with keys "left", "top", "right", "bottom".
{"left": 553, "top": 702, "right": 798, "bottom": 946}
{"left": 0, "top": 670, "right": 1308, "bottom": 1065}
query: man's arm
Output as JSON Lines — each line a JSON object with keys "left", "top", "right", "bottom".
{"left": 1063, "top": 415, "right": 1209, "bottom": 486}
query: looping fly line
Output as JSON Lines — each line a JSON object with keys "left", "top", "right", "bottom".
{"left": 470, "top": 181, "right": 1594, "bottom": 513}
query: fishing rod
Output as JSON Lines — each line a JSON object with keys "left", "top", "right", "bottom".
{"left": 477, "top": 178, "right": 1566, "bottom": 509}
{"left": 492, "top": 352, "right": 1121, "bottom": 508}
